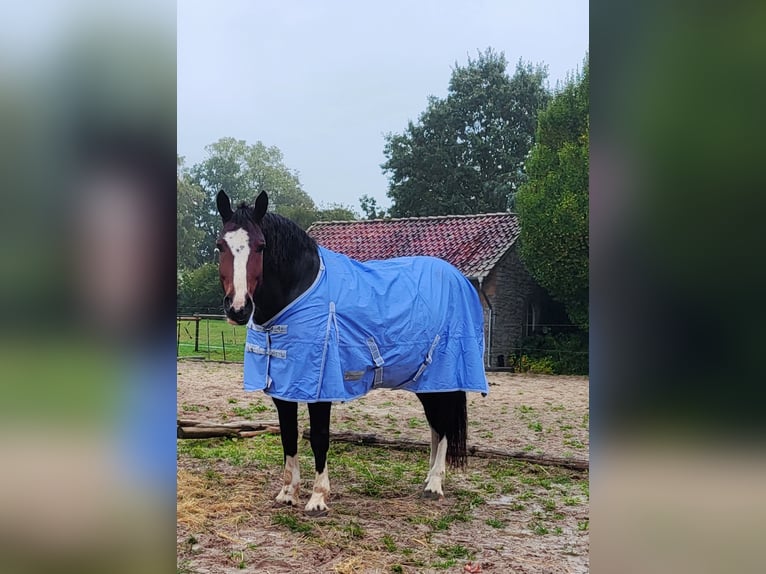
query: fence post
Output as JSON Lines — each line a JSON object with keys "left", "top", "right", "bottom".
{"left": 221, "top": 331, "right": 227, "bottom": 362}
{"left": 206, "top": 318, "right": 210, "bottom": 359}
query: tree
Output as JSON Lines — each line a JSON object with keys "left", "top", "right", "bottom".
{"left": 189, "top": 137, "right": 317, "bottom": 257}
{"left": 314, "top": 203, "right": 358, "bottom": 222}
{"left": 516, "top": 56, "right": 589, "bottom": 330}
{"left": 382, "top": 49, "right": 550, "bottom": 217}
{"left": 177, "top": 263, "right": 224, "bottom": 313}
{"left": 177, "top": 156, "right": 208, "bottom": 270}
{"left": 358, "top": 194, "right": 387, "bottom": 219}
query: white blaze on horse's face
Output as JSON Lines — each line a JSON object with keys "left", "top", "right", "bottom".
{"left": 223, "top": 228, "right": 251, "bottom": 312}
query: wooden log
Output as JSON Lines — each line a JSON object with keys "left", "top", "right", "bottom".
{"left": 177, "top": 419, "right": 279, "bottom": 429}
{"left": 177, "top": 419, "right": 281, "bottom": 439}
{"left": 301, "top": 430, "right": 588, "bottom": 471}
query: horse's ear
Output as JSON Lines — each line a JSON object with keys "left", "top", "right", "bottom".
{"left": 216, "top": 190, "right": 233, "bottom": 222}
{"left": 253, "top": 191, "right": 268, "bottom": 222}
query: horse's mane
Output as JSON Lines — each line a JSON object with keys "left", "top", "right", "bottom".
{"left": 231, "top": 202, "right": 317, "bottom": 265}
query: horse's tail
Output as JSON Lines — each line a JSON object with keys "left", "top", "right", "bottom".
{"left": 445, "top": 391, "right": 467, "bottom": 469}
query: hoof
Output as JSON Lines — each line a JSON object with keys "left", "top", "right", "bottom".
{"left": 304, "top": 508, "right": 329, "bottom": 518}
{"left": 421, "top": 489, "right": 444, "bottom": 500}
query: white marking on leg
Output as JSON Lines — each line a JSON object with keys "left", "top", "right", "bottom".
{"left": 429, "top": 429, "right": 439, "bottom": 469}
{"left": 305, "top": 464, "right": 330, "bottom": 513}
{"left": 424, "top": 437, "right": 448, "bottom": 497}
{"left": 223, "top": 229, "right": 251, "bottom": 311}
{"left": 275, "top": 455, "right": 300, "bottom": 505}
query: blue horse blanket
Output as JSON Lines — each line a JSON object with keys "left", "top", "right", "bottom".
{"left": 244, "top": 247, "right": 488, "bottom": 402}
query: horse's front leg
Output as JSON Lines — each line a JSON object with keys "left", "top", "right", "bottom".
{"left": 273, "top": 398, "right": 300, "bottom": 506}
{"left": 305, "top": 401, "right": 332, "bottom": 516}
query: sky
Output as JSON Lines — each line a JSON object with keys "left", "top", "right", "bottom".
{"left": 177, "top": 0, "right": 589, "bottom": 212}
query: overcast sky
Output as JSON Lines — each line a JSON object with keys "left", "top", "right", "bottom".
{"left": 178, "top": 1, "right": 588, "bottom": 212}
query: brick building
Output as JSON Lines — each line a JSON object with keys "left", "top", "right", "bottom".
{"left": 308, "top": 214, "right": 566, "bottom": 368}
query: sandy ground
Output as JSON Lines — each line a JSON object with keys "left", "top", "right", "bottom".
{"left": 177, "top": 360, "right": 589, "bottom": 573}
{"left": 177, "top": 361, "right": 588, "bottom": 462}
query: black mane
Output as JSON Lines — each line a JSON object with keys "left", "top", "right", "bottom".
{"left": 232, "top": 203, "right": 319, "bottom": 324}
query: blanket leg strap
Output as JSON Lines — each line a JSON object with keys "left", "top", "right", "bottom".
{"left": 366, "top": 337, "right": 385, "bottom": 387}
{"left": 412, "top": 334, "right": 441, "bottom": 383}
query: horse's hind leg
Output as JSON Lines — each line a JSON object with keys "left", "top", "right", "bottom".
{"left": 273, "top": 398, "right": 300, "bottom": 506}
{"left": 305, "top": 401, "right": 332, "bottom": 516}
{"left": 417, "top": 391, "right": 467, "bottom": 499}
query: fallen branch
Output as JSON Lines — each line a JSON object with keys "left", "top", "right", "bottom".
{"left": 302, "top": 430, "right": 588, "bottom": 471}
{"left": 177, "top": 419, "right": 280, "bottom": 439}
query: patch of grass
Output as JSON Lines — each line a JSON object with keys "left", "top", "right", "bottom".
{"left": 554, "top": 526, "right": 563, "bottom": 535}
{"left": 227, "top": 398, "right": 238, "bottom": 404}
{"left": 564, "top": 496, "right": 580, "bottom": 506}
{"left": 517, "top": 405, "right": 535, "bottom": 414}
{"left": 485, "top": 517, "right": 505, "bottom": 528}
{"left": 406, "top": 417, "right": 425, "bottom": 428}
{"left": 564, "top": 438, "right": 585, "bottom": 449}
{"left": 530, "top": 521, "right": 549, "bottom": 535}
{"left": 578, "top": 519, "right": 589, "bottom": 531}
{"left": 231, "top": 402, "right": 269, "bottom": 418}
{"left": 271, "top": 511, "right": 315, "bottom": 536}
{"left": 204, "top": 469, "right": 222, "bottom": 483}
{"left": 226, "top": 549, "right": 247, "bottom": 569}
{"left": 528, "top": 420, "right": 543, "bottom": 432}
{"left": 382, "top": 534, "right": 397, "bottom": 552}
{"left": 178, "top": 435, "right": 283, "bottom": 467}
{"left": 437, "top": 544, "right": 474, "bottom": 560}
{"left": 343, "top": 520, "right": 365, "bottom": 539}
{"left": 391, "top": 566, "right": 403, "bottom": 574}
{"left": 542, "top": 498, "right": 556, "bottom": 511}
{"left": 431, "top": 559, "right": 456, "bottom": 569}
{"left": 510, "top": 502, "right": 526, "bottom": 511}
{"left": 181, "top": 403, "right": 210, "bottom": 413}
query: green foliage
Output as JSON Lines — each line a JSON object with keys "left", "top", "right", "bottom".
{"left": 359, "top": 194, "right": 388, "bottom": 219}
{"left": 516, "top": 55, "right": 589, "bottom": 330}
{"left": 313, "top": 203, "right": 358, "bottom": 222}
{"left": 383, "top": 49, "right": 550, "bottom": 216}
{"left": 177, "top": 263, "right": 222, "bottom": 313}
{"left": 509, "top": 331, "right": 589, "bottom": 375}
{"left": 177, "top": 156, "right": 209, "bottom": 270}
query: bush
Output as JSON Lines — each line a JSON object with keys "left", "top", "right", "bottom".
{"left": 509, "top": 331, "right": 588, "bottom": 375}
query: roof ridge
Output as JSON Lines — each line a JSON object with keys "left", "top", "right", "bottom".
{"left": 310, "top": 212, "right": 517, "bottom": 226}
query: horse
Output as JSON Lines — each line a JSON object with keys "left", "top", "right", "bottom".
{"left": 216, "top": 190, "right": 488, "bottom": 516}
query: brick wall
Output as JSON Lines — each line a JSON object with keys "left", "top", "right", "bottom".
{"left": 481, "top": 245, "right": 542, "bottom": 367}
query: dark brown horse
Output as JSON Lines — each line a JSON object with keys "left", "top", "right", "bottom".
{"left": 216, "top": 190, "right": 487, "bottom": 515}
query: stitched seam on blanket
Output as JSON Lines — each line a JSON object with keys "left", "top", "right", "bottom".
{"left": 316, "top": 301, "right": 336, "bottom": 401}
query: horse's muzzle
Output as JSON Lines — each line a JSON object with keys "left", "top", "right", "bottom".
{"left": 223, "top": 295, "right": 253, "bottom": 325}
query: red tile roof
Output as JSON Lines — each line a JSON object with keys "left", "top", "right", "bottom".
{"left": 307, "top": 213, "right": 520, "bottom": 280}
